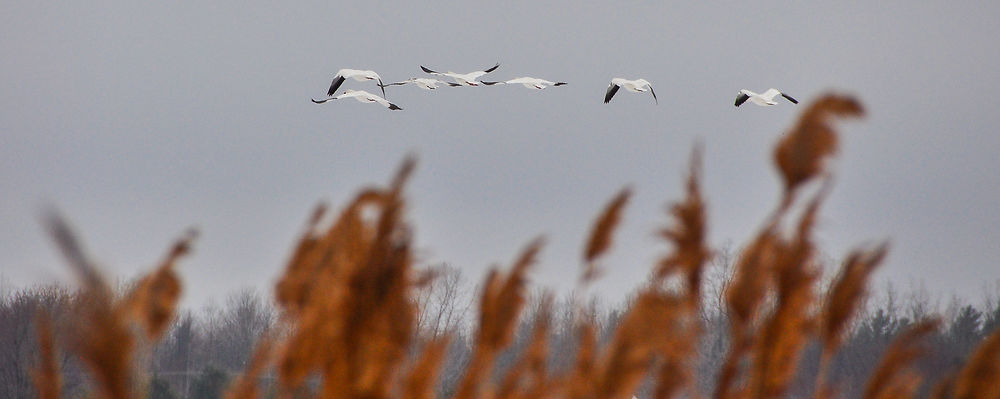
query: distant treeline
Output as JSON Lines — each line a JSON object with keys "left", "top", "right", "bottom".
{"left": 2, "top": 270, "right": 998, "bottom": 398}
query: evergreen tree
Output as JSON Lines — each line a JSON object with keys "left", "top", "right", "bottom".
{"left": 948, "top": 305, "right": 983, "bottom": 358}
{"left": 149, "top": 376, "right": 177, "bottom": 399}
{"left": 191, "top": 366, "right": 229, "bottom": 399}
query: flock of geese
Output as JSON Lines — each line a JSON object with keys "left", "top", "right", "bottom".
{"left": 310, "top": 63, "right": 798, "bottom": 111}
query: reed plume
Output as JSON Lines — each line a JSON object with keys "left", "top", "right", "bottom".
{"left": 774, "top": 94, "right": 864, "bottom": 197}
{"left": 821, "top": 243, "right": 889, "bottom": 353}
{"left": 123, "top": 228, "right": 197, "bottom": 340}
{"left": 953, "top": 328, "right": 1000, "bottom": 399}
{"left": 582, "top": 187, "right": 632, "bottom": 284}
{"left": 273, "top": 157, "right": 420, "bottom": 398}
{"left": 42, "top": 212, "right": 194, "bottom": 399}
{"left": 862, "top": 320, "right": 939, "bottom": 399}
{"left": 455, "top": 238, "right": 544, "bottom": 399}
{"left": 654, "top": 144, "right": 709, "bottom": 302}
{"left": 816, "top": 243, "right": 889, "bottom": 393}
{"left": 748, "top": 192, "right": 823, "bottom": 399}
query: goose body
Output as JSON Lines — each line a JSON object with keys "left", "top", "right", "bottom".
{"left": 311, "top": 89, "right": 402, "bottom": 110}
{"left": 420, "top": 62, "right": 502, "bottom": 86}
{"left": 494, "top": 77, "right": 568, "bottom": 90}
{"left": 326, "top": 69, "right": 386, "bottom": 98}
{"left": 381, "top": 77, "right": 460, "bottom": 90}
{"left": 734, "top": 88, "right": 798, "bottom": 107}
{"left": 604, "top": 78, "right": 657, "bottom": 104}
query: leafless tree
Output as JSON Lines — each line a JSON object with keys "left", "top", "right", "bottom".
{"left": 414, "top": 264, "right": 471, "bottom": 339}
{"left": 0, "top": 285, "right": 72, "bottom": 398}
{"left": 198, "top": 288, "right": 275, "bottom": 372}
{"left": 153, "top": 311, "right": 197, "bottom": 396}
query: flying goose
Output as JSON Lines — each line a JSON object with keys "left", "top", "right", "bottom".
{"left": 487, "top": 77, "right": 568, "bottom": 89}
{"left": 419, "top": 62, "right": 502, "bottom": 86}
{"left": 325, "top": 69, "right": 386, "bottom": 99}
{"left": 604, "top": 78, "right": 657, "bottom": 104}
{"left": 311, "top": 89, "right": 402, "bottom": 110}
{"left": 380, "top": 77, "right": 460, "bottom": 90}
{"left": 734, "top": 88, "right": 798, "bottom": 107}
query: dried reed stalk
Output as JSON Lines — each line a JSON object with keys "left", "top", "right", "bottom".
{"left": 402, "top": 337, "right": 451, "bottom": 399}
{"left": 928, "top": 373, "right": 956, "bottom": 399}
{"left": 565, "top": 322, "right": 598, "bottom": 399}
{"left": 274, "top": 202, "right": 327, "bottom": 316}
{"left": 328, "top": 158, "right": 417, "bottom": 399}
{"left": 124, "top": 229, "right": 197, "bottom": 340}
{"left": 821, "top": 243, "right": 889, "bottom": 352}
{"left": 455, "top": 237, "right": 544, "bottom": 399}
{"left": 45, "top": 212, "right": 135, "bottom": 399}
{"left": 863, "top": 320, "right": 939, "bottom": 399}
{"left": 273, "top": 158, "right": 419, "bottom": 399}
{"left": 582, "top": 187, "right": 632, "bottom": 284}
{"left": 33, "top": 312, "right": 61, "bottom": 399}
{"left": 42, "top": 212, "right": 195, "bottom": 399}
{"left": 655, "top": 144, "right": 709, "bottom": 304}
{"left": 494, "top": 295, "right": 553, "bottom": 399}
{"left": 35, "top": 93, "right": 960, "bottom": 399}
{"left": 595, "top": 290, "right": 696, "bottom": 399}
{"left": 715, "top": 232, "right": 774, "bottom": 399}
{"left": 717, "top": 92, "right": 866, "bottom": 398}
{"left": 816, "top": 243, "right": 889, "bottom": 394}
{"left": 953, "top": 328, "right": 1000, "bottom": 399}
{"left": 748, "top": 190, "right": 825, "bottom": 399}
{"left": 646, "top": 146, "right": 709, "bottom": 399}
{"left": 774, "top": 94, "right": 864, "bottom": 197}
{"left": 277, "top": 190, "right": 385, "bottom": 390}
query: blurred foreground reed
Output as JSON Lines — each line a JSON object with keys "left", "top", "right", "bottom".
{"left": 30, "top": 94, "right": 1000, "bottom": 398}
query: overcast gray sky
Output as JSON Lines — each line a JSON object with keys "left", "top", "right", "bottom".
{"left": 3, "top": 2, "right": 999, "bottom": 307}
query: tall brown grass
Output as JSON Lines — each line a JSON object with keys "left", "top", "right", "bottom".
{"left": 583, "top": 187, "right": 632, "bottom": 284}
{"left": 862, "top": 320, "right": 939, "bottom": 399}
{"left": 32, "top": 312, "right": 60, "bottom": 399}
{"left": 42, "top": 213, "right": 195, "bottom": 398}
{"left": 36, "top": 94, "right": 1000, "bottom": 398}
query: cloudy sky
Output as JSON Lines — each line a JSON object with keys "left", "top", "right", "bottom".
{"left": 2, "top": 2, "right": 999, "bottom": 307}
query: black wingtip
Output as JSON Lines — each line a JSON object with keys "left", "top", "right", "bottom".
{"left": 327, "top": 76, "right": 346, "bottom": 97}
{"left": 735, "top": 93, "right": 750, "bottom": 107}
{"left": 447, "top": 83, "right": 461, "bottom": 87}
{"left": 604, "top": 84, "right": 619, "bottom": 104}
{"left": 483, "top": 62, "right": 500, "bottom": 73}
{"left": 388, "top": 103, "right": 402, "bottom": 110}
{"left": 311, "top": 98, "right": 324, "bottom": 104}
{"left": 379, "top": 79, "right": 386, "bottom": 99}
{"left": 554, "top": 82, "right": 568, "bottom": 86}
{"left": 481, "top": 81, "right": 501, "bottom": 86}
{"left": 781, "top": 92, "right": 799, "bottom": 104}
{"left": 420, "top": 65, "right": 436, "bottom": 74}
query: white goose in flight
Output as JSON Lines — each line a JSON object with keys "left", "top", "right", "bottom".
{"left": 734, "top": 88, "right": 798, "bottom": 107}
{"left": 419, "top": 62, "right": 502, "bottom": 86}
{"left": 604, "top": 78, "right": 657, "bottom": 104}
{"left": 325, "top": 69, "right": 386, "bottom": 99}
{"left": 380, "top": 77, "right": 460, "bottom": 90}
{"left": 487, "top": 77, "right": 568, "bottom": 90}
{"left": 311, "top": 89, "right": 402, "bottom": 110}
